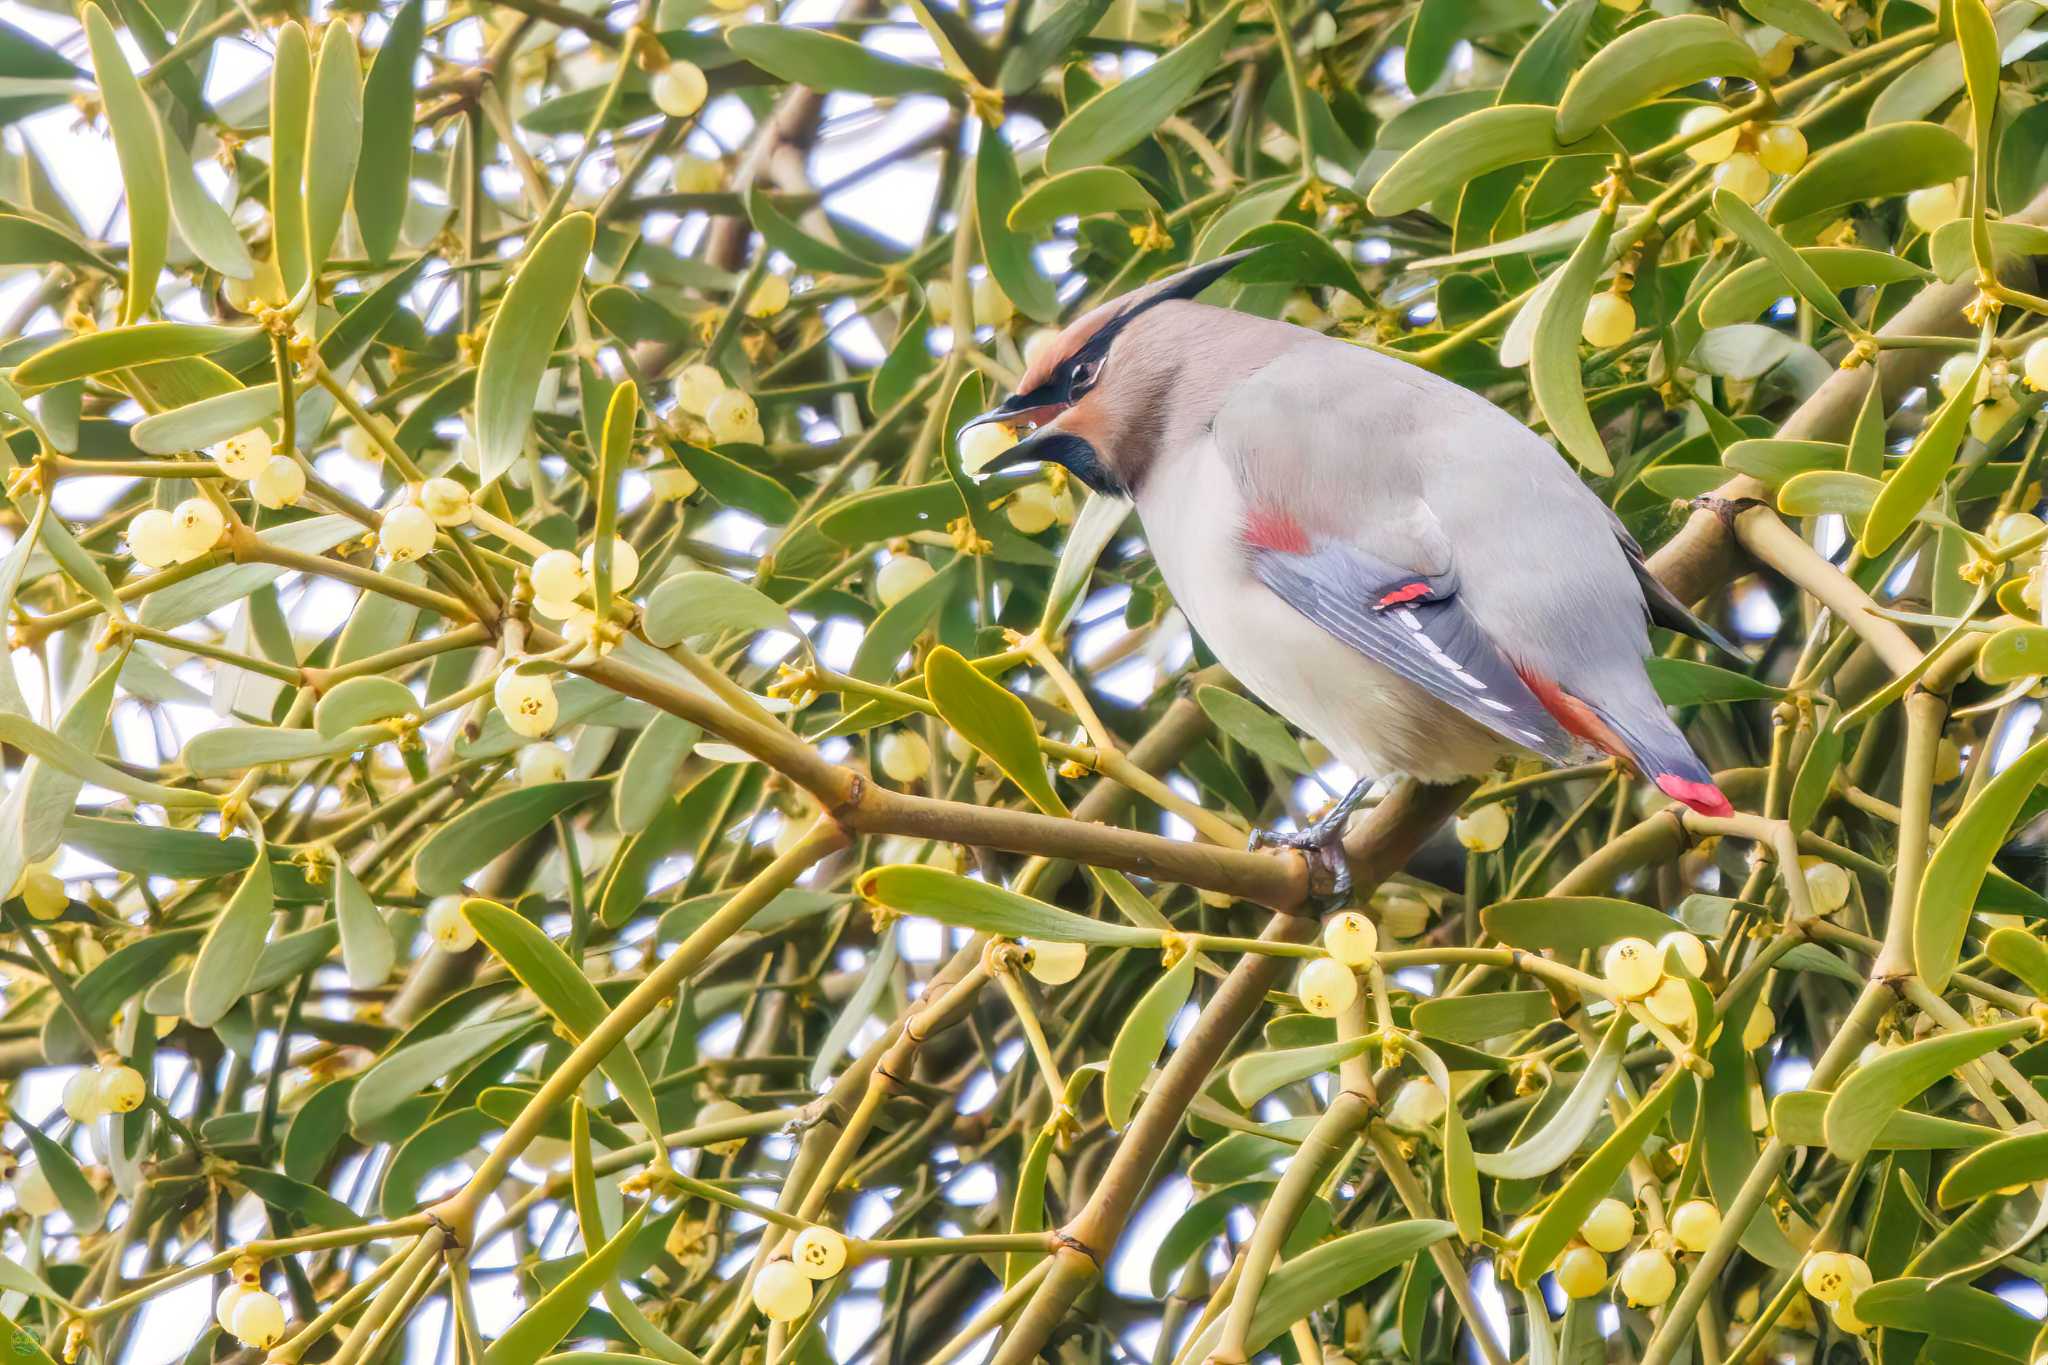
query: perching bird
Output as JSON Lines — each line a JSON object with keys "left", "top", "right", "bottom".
{"left": 966, "top": 250, "right": 1735, "bottom": 875}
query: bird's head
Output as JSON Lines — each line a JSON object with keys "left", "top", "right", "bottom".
{"left": 961, "top": 249, "right": 1261, "bottom": 497}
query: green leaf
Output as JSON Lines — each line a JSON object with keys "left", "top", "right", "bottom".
{"left": 182, "top": 723, "right": 392, "bottom": 778}
{"left": 1527, "top": 202, "right": 1615, "bottom": 476}
{"left": 614, "top": 713, "right": 700, "bottom": 835}
{"left": 413, "top": 780, "right": 609, "bottom": 896}
{"left": 1473, "top": 1011, "right": 1627, "bottom": 1180}
{"left": 745, "top": 185, "right": 881, "bottom": 279}
{"left": 13, "top": 323, "right": 258, "bottom": 389}
{"left": 81, "top": 4, "right": 168, "bottom": 325}
{"left": 642, "top": 571, "right": 800, "bottom": 646}
{"left": 348, "top": 1013, "right": 537, "bottom": 1132}
{"left": 1778, "top": 468, "right": 1880, "bottom": 521}
{"left": 1222, "top": 221, "right": 1369, "bottom": 299}
{"left": 1720, "top": 438, "right": 1849, "bottom": 488}
{"left": 381, "top": 1108, "right": 497, "bottom": 1220}
{"left": 14, "top": 652, "right": 120, "bottom": 865}
{"left": 41, "top": 930, "right": 201, "bottom": 1066}
{"left": 1770, "top": 122, "right": 1974, "bottom": 226}
{"left": 1482, "top": 897, "right": 1678, "bottom": 954}
{"left": 726, "top": 25, "right": 958, "bottom": 97}
{"left": 1853, "top": 1279, "right": 2035, "bottom": 1358}
{"left": 1554, "top": 16, "right": 1760, "bottom": 144}
{"left": 314, "top": 676, "right": 419, "bottom": 738}
{"left": 18, "top": 1120, "right": 98, "bottom": 1229}
{"left": 1044, "top": 4, "right": 1242, "bottom": 173}
{"left": 334, "top": 859, "right": 396, "bottom": 991}
{"left": 1978, "top": 626, "right": 2048, "bottom": 684}
{"left": 1410, "top": 990, "right": 1555, "bottom": 1044}
{"left": 475, "top": 213, "right": 594, "bottom": 486}
{"left": 270, "top": 22, "right": 313, "bottom": 297}
{"left": 662, "top": 438, "right": 797, "bottom": 524}
{"left": 184, "top": 846, "right": 275, "bottom": 1028}
{"left": 355, "top": 0, "right": 423, "bottom": 263}
{"left": 484, "top": 1206, "right": 648, "bottom": 1365}
{"left": 1862, "top": 357, "right": 1976, "bottom": 557}
{"left": 1938, "top": 1129, "right": 2048, "bottom": 1208}
{"left": 1644, "top": 656, "right": 1784, "bottom": 704}
{"left": 1228, "top": 1035, "right": 1375, "bottom": 1109}
{"left": 0, "top": 714, "right": 210, "bottom": 811}
{"left": 463, "top": 899, "right": 665, "bottom": 1150}
{"left": 975, "top": 133, "right": 1062, "bottom": 324}
{"left": 131, "top": 383, "right": 280, "bottom": 455}
{"left": 229, "top": 1164, "right": 363, "bottom": 1229}
{"left": 1712, "top": 189, "right": 1858, "bottom": 332}
{"left": 0, "top": 215, "right": 113, "bottom": 276}
{"left": 591, "top": 380, "right": 636, "bottom": 612}
{"left": 1408, "top": 1040, "right": 1480, "bottom": 1241}
{"left": 1008, "top": 166, "right": 1160, "bottom": 232}
{"left": 1182, "top": 1221, "right": 1456, "bottom": 1359}
{"left": 1916, "top": 736, "right": 2048, "bottom": 992}
{"left": 1927, "top": 219, "right": 2048, "bottom": 283}
{"left": 305, "top": 21, "right": 363, "bottom": 277}
{"left": 1986, "top": 926, "right": 2048, "bottom": 998}
{"left": 1736, "top": 0, "right": 1852, "bottom": 51}
{"left": 1370, "top": 105, "right": 1607, "bottom": 217}
{"left": 855, "top": 863, "right": 1161, "bottom": 946}
{"left": 1823, "top": 1019, "right": 2036, "bottom": 1162}
{"left": 924, "top": 644, "right": 1063, "bottom": 812}
{"left": 157, "top": 100, "right": 254, "bottom": 281}
{"left": 1699, "top": 247, "right": 1927, "bottom": 328}
{"left": 1106, "top": 951, "right": 1195, "bottom": 1128}
{"left": 1514, "top": 1068, "right": 1681, "bottom": 1287}
{"left": 1196, "top": 686, "right": 1313, "bottom": 774}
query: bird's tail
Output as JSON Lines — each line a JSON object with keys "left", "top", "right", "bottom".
{"left": 1593, "top": 700, "right": 1733, "bottom": 818}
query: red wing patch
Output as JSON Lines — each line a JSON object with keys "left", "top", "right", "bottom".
{"left": 1517, "top": 669, "right": 1629, "bottom": 758}
{"left": 1375, "top": 581, "right": 1433, "bottom": 608}
{"left": 1242, "top": 506, "right": 1311, "bottom": 554}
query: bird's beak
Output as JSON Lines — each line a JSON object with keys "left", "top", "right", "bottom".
{"left": 960, "top": 398, "right": 1064, "bottom": 477}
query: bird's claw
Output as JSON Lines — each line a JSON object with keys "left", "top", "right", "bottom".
{"left": 1248, "top": 821, "right": 1353, "bottom": 902}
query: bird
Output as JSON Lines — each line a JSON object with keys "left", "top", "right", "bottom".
{"left": 964, "top": 249, "right": 1736, "bottom": 884}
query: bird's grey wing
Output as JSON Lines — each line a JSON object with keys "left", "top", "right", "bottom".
{"left": 1248, "top": 542, "right": 1577, "bottom": 764}
{"left": 1604, "top": 509, "right": 1745, "bottom": 657}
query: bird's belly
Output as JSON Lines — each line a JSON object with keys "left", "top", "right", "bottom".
{"left": 1137, "top": 466, "right": 1508, "bottom": 784}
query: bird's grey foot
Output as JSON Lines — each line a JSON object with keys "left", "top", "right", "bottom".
{"left": 1248, "top": 778, "right": 1376, "bottom": 901}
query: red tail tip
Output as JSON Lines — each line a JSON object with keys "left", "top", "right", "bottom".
{"left": 1656, "top": 773, "right": 1733, "bottom": 818}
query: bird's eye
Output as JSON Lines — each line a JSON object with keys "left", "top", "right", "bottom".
{"left": 1068, "top": 359, "right": 1100, "bottom": 399}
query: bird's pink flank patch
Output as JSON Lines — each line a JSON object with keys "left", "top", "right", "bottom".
{"left": 1242, "top": 507, "right": 1310, "bottom": 553}
{"left": 1376, "top": 581, "right": 1432, "bottom": 608}
{"left": 1656, "top": 773, "right": 1733, "bottom": 818}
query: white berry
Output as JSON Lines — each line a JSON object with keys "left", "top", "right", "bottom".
{"left": 650, "top": 61, "right": 709, "bottom": 119}
{"left": 752, "top": 1260, "right": 813, "bottom": 1322}
{"left": 1713, "top": 152, "right": 1770, "bottom": 206}
{"left": 582, "top": 537, "right": 639, "bottom": 591}
{"left": 1297, "top": 957, "right": 1359, "bottom": 1018}
{"left": 230, "top": 1289, "right": 285, "bottom": 1348}
{"left": 63, "top": 1068, "right": 103, "bottom": 1123}
{"left": 1322, "top": 911, "right": 1378, "bottom": 967}
{"left": 676, "top": 364, "right": 725, "bottom": 416}
{"left": 531, "top": 548, "right": 587, "bottom": 604}
{"left": 170, "top": 497, "right": 226, "bottom": 561}
{"left": 1455, "top": 803, "right": 1510, "bottom": 852}
{"left": 378, "top": 503, "right": 436, "bottom": 562}
{"left": 251, "top": 456, "right": 306, "bottom": 510}
{"left": 420, "top": 477, "right": 472, "bottom": 526}
{"left": 1006, "top": 483, "right": 1058, "bottom": 534}
{"left": 424, "top": 895, "right": 476, "bottom": 952}
{"left": 876, "top": 731, "right": 932, "bottom": 783}
{"left": 791, "top": 1227, "right": 848, "bottom": 1279}
{"left": 1026, "top": 939, "right": 1087, "bottom": 986}
{"left": 517, "top": 743, "right": 568, "bottom": 785}
{"left": 1907, "top": 182, "right": 1962, "bottom": 232}
{"left": 495, "top": 668, "right": 559, "bottom": 738}
{"left": 876, "top": 554, "right": 935, "bottom": 606}
{"left": 1388, "top": 1077, "right": 1447, "bottom": 1132}
{"left": 960, "top": 421, "right": 1019, "bottom": 474}
{"left": 127, "top": 508, "right": 180, "bottom": 569}
{"left": 1580, "top": 1197, "right": 1634, "bottom": 1254}
{"left": 1658, "top": 930, "right": 1708, "bottom": 977}
{"left": 12, "top": 1164, "right": 58, "bottom": 1217}
{"left": 1602, "top": 937, "right": 1662, "bottom": 998}
{"left": 707, "top": 390, "right": 763, "bottom": 445}
{"left": 649, "top": 466, "right": 698, "bottom": 502}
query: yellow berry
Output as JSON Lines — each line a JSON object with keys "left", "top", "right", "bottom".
{"left": 1580, "top": 1197, "right": 1634, "bottom": 1254}
{"left": 1714, "top": 153, "right": 1771, "bottom": 206}
{"left": 251, "top": 456, "right": 306, "bottom": 510}
{"left": 707, "top": 390, "right": 763, "bottom": 445}
{"left": 876, "top": 554, "right": 935, "bottom": 606}
{"left": 230, "top": 1289, "right": 285, "bottom": 1348}
{"left": 531, "top": 548, "right": 587, "bottom": 604}
{"left": 1006, "top": 483, "right": 1058, "bottom": 534}
{"left": 1972, "top": 396, "right": 2020, "bottom": 446}
{"left": 876, "top": 730, "right": 932, "bottom": 784}
{"left": 673, "top": 154, "right": 723, "bottom": 195}
{"left": 1680, "top": 107, "right": 1740, "bottom": 164}
{"left": 212, "top": 427, "right": 272, "bottom": 480}
{"left": 1296, "top": 957, "right": 1359, "bottom": 1018}
{"left": 1800, "top": 857, "right": 1851, "bottom": 914}
{"left": 1644, "top": 976, "right": 1696, "bottom": 1029}
{"left": 1658, "top": 930, "right": 1708, "bottom": 977}
{"left": 1934, "top": 736, "right": 1964, "bottom": 783}
{"left": 698, "top": 1098, "right": 751, "bottom": 1154}
{"left": 1582, "top": 293, "right": 1636, "bottom": 348}
{"left": 170, "top": 497, "right": 226, "bottom": 561}
{"left": 1322, "top": 912, "right": 1378, "bottom": 967}
{"left": 1670, "top": 1199, "right": 1721, "bottom": 1253}
{"left": 676, "top": 364, "right": 726, "bottom": 416}
{"left": 1907, "top": 182, "right": 1963, "bottom": 232}
{"left": 752, "top": 1260, "right": 813, "bottom": 1322}
{"left": 1602, "top": 937, "right": 1662, "bottom": 998}
{"left": 1757, "top": 124, "right": 1807, "bottom": 175}
{"left": 1743, "top": 1001, "right": 1775, "bottom": 1050}
{"left": 517, "top": 743, "right": 568, "bottom": 785}
{"left": 420, "top": 477, "right": 472, "bottom": 527}
{"left": 424, "top": 895, "right": 477, "bottom": 952}
{"left": 495, "top": 668, "right": 559, "bottom": 739}
{"left": 1832, "top": 1295, "right": 1869, "bottom": 1334}
{"left": 972, "top": 274, "right": 1013, "bottom": 328}
{"left": 1802, "top": 1251, "right": 1853, "bottom": 1301}
{"left": 1387, "top": 1077, "right": 1446, "bottom": 1132}
{"left": 378, "top": 503, "right": 436, "bottom": 562}
{"left": 1618, "top": 1247, "right": 1676, "bottom": 1307}
{"left": 747, "top": 273, "right": 791, "bottom": 319}
{"left": 791, "top": 1227, "right": 848, "bottom": 1279}
{"left": 959, "top": 420, "right": 1019, "bottom": 474}
{"left": 21, "top": 868, "right": 66, "bottom": 921}
{"left": 1026, "top": 939, "right": 1087, "bottom": 986}
{"left": 1022, "top": 329, "right": 1058, "bottom": 370}
{"left": 12, "top": 1164, "right": 57, "bottom": 1218}
{"left": 650, "top": 61, "right": 708, "bottom": 119}
{"left": 63, "top": 1069, "right": 103, "bottom": 1123}
{"left": 582, "top": 537, "right": 640, "bottom": 592}
{"left": 649, "top": 466, "right": 698, "bottom": 502}
{"left": 127, "top": 508, "right": 180, "bottom": 569}
{"left": 1455, "top": 803, "right": 1510, "bottom": 852}
{"left": 1553, "top": 1245, "right": 1607, "bottom": 1298}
